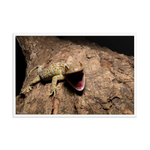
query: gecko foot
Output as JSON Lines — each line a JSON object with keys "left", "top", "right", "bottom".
{"left": 55, "top": 84, "right": 61, "bottom": 90}
{"left": 47, "top": 85, "right": 61, "bottom": 97}
{"left": 21, "top": 85, "right": 32, "bottom": 94}
{"left": 47, "top": 90, "right": 55, "bottom": 97}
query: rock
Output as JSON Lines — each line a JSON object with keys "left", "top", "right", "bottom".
{"left": 101, "top": 102, "right": 112, "bottom": 110}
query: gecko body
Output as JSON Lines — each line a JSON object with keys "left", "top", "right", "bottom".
{"left": 21, "top": 61, "right": 85, "bottom": 96}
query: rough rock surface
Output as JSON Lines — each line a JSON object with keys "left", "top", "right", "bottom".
{"left": 16, "top": 36, "right": 134, "bottom": 115}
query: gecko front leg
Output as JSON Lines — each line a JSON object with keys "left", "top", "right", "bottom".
{"left": 48, "top": 74, "right": 65, "bottom": 97}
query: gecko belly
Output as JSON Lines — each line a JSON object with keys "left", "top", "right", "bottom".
{"left": 65, "top": 70, "right": 85, "bottom": 91}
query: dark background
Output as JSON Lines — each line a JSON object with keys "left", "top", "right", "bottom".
{"left": 16, "top": 36, "right": 134, "bottom": 96}
{"left": 58, "top": 36, "right": 134, "bottom": 56}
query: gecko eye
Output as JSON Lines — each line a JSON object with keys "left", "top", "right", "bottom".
{"left": 79, "top": 61, "right": 83, "bottom": 67}
{"left": 65, "top": 65, "right": 69, "bottom": 72}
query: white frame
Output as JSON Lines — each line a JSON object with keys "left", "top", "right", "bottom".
{"left": 13, "top": 33, "right": 136, "bottom": 118}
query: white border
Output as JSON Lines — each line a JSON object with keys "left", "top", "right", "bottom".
{"left": 13, "top": 33, "right": 136, "bottom": 118}
{"left": 134, "top": 34, "right": 137, "bottom": 118}
{"left": 13, "top": 30, "right": 138, "bottom": 33}
{"left": 13, "top": 34, "right": 16, "bottom": 118}
{"left": 10, "top": 33, "right": 11, "bottom": 116}
{"left": 14, "top": 33, "right": 136, "bottom": 36}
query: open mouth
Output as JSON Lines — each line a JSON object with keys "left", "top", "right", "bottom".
{"left": 65, "top": 70, "right": 85, "bottom": 91}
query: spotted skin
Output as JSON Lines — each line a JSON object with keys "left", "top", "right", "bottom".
{"left": 21, "top": 61, "right": 84, "bottom": 97}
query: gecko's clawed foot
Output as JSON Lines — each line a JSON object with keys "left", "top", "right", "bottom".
{"left": 21, "top": 85, "right": 32, "bottom": 94}
{"left": 56, "top": 84, "right": 61, "bottom": 90}
{"left": 47, "top": 85, "right": 61, "bottom": 97}
{"left": 47, "top": 89, "right": 54, "bottom": 97}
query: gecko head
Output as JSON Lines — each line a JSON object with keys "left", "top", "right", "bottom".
{"left": 65, "top": 61, "right": 85, "bottom": 91}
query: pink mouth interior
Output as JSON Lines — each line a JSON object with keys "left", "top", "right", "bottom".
{"left": 65, "top": 70, "right": 85, "bottom": 91}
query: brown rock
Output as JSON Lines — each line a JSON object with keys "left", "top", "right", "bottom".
{"left": 101, "top": 102, "right": 112, "bottom": 110}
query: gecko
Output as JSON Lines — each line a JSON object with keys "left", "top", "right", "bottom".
{"left": 21, "top": 61, "right": 85, "bottom": 97}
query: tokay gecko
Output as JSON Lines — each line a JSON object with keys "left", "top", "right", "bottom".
{"left": 21, "top": 61, "right": 85, "bottom": 97}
